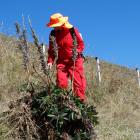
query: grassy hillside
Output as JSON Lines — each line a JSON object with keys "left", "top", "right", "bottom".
{"left": 0, "top": 34, "right": 140, "bottom": 140}
{"left": 85, "top": 58, "right": 140, "bottom": 140}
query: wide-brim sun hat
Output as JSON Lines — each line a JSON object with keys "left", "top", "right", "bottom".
{"left": 47, "top": 13, "right": 73, "bottom": 29}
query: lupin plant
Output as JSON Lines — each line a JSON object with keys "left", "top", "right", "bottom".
{"left": 15, "top": 22, "right": 29, "bottom": 71}
{"left": 71, "top": 30, "right": 78, "bottom": 92}
{"left": 72, "top": 31, "right": 78, "bottom": 61}
{"left": 49, "top": 34, "right": 58, "bottom": 62}
{"left": 28, "top": 17, "right": 48, "bottom": 75}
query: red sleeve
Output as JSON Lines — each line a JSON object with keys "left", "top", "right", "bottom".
{"left": 74, "top": 28, "right": 85, "bottom": 53}
{"left": 47, "top": 32, "right": 55, "bottom": 64}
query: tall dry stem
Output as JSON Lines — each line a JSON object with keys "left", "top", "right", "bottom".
{"left": 28, "top": 17, "right": 48, "bottom": 76}
{"left": 71, "top": 31, "right": 78, "bottom": 94}
{"left": 15, "top": 22, "right": 29, "bottom": 71}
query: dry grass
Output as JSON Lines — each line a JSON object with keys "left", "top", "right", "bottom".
{"left": 85, "top": 58, "right": 140, "bottom": 140}
{"left": 0, "top": 33, "right": 140, "bottom": 139}
{"left": 0, "top": 34, "right": 24, "bottom": 111}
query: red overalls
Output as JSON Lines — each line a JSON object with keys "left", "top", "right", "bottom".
{"left": 47, "top": 28, "right": 86, "bottom": 100}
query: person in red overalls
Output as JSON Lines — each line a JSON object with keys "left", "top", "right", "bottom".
{"left": 47, "top": 13, "right": 86, "bottom": 101}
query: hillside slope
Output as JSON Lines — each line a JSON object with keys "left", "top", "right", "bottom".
{"left": 0, "top": 34, "right": 140, "bottom": 140}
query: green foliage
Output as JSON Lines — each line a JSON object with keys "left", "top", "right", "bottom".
{"left": 30, "top": 86, "right": 98, "bottom": 139}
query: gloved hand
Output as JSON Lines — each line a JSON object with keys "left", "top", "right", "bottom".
{"left": 47, "top": 63, "right": 53, "bottom": 69}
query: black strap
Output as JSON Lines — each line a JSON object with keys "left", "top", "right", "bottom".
{"left": 69, "top": 27, "right": 77, "bottom": 42}
{"left": 50, "top": 29, "right": 55, "bottom": 37}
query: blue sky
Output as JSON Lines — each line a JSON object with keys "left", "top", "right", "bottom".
{"left": 0, "top": 0, "right": 140, "bottom": 68}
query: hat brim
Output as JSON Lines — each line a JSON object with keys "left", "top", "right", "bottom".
{"left": 47, "top": 17, "right": 68, "bottom": 28}
{"left": 63, "top": 22, "right": 73, "bottom": 29}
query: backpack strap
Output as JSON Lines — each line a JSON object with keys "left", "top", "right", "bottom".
{"left": 69, "top": 27, "right": 85, "bottom": 60}
{"left": 50, "top": 29, "right": 55, "bottom": 37}
{"left": 49, "top": 29, "right": 57, "bottom": 46}
{"left": 69, "top": 27, "right": 78, "bottom": 46}
{"left": 69, "top": 27, "right": 75, "bottom": 38}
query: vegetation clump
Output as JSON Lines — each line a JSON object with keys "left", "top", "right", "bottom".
{"left": 1, "top": 86, "right": 98, "bottom": 140}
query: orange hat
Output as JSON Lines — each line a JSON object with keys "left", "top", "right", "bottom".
{"left": 47, "top": 13, "right": 73, "bottom": 29}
